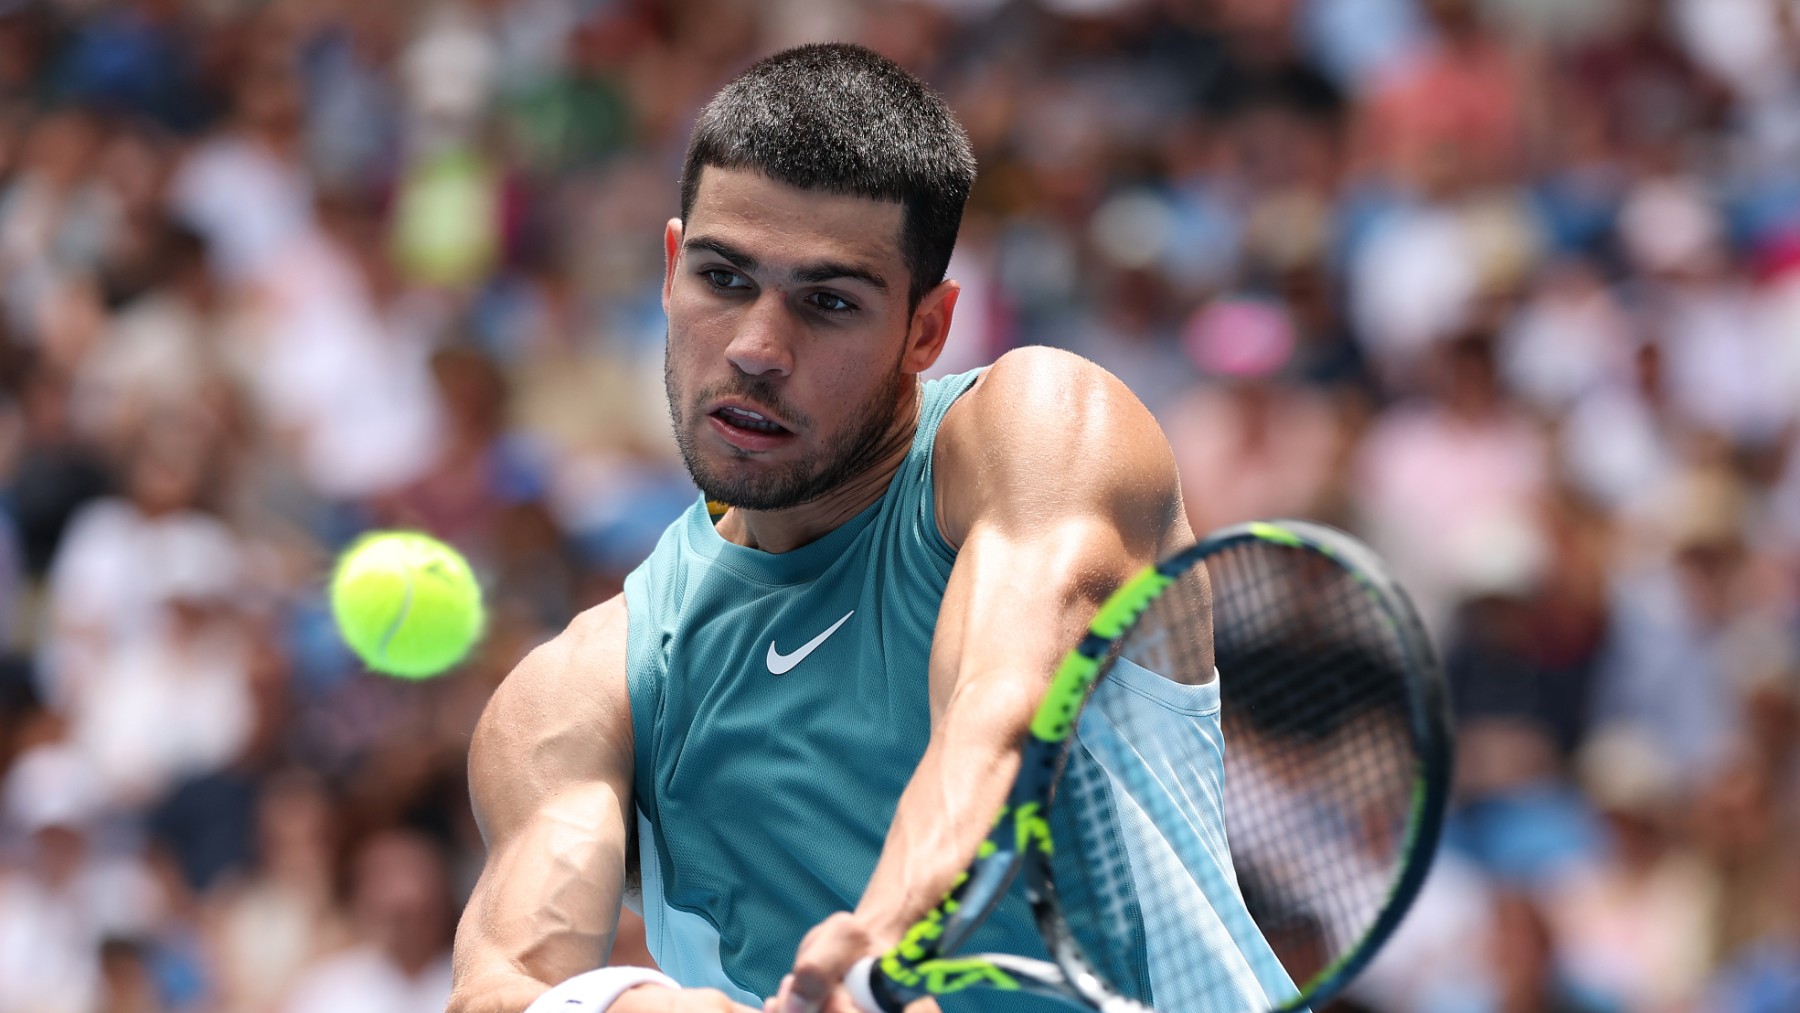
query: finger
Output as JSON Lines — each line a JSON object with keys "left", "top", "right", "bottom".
{"left": 768, "top": 974, "right": 794, "bottom": 1013}
{"left": 788, "top": 914, "right": 871, "bottom": 1013}
{"left": 782, "top": 986, "right": 814, "bottom": 1013}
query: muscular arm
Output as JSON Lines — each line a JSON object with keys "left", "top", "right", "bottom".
{"left": 448, "top": 600, "right": 637, "bottom": 1013}
{"left": 781, "top": 347, "right": 1192, "bottom": 1009}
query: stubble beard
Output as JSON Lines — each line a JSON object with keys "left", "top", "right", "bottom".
{"left": 665, "top": 349, "right": 913, "bottom": 512}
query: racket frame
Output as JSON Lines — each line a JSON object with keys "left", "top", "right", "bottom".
{"left": 858, "top": 520, "right": 1453, "bottom": 1013}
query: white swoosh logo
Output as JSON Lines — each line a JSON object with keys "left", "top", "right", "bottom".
{"left": 766, "top": 611, "right": 855, "bottom": 675}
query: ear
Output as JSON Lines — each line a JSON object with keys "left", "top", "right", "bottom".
{"left": 662, "top": 218, "right": 683, "bottom": 314}
{"left": 902, "top": 279, "right": 961, "bottom": 376}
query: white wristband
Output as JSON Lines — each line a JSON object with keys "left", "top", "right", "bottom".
{"left": 844, "top": 956, "right": 886, "bottom": 1013}
{"left": 525, "top": 967, "right": 681, "bottom": 1012}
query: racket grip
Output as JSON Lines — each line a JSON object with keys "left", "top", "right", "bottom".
{"left": 844, "top": 956, "right": 903, "bottom": 1013}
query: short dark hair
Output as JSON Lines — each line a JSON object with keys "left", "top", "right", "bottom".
{"left": 679, "top": 43, "right": 976, "bottom": 310}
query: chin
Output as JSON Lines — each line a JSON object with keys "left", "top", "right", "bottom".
{"left": 696, "top": 459, "right": 830, "bottom": 513}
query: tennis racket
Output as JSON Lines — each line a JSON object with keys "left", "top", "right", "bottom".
{"left": 846, "top": 519, "right": 1453, "bottom": 1013}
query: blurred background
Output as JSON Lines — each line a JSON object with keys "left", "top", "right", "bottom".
{"left": 0, "top": 0, "right": 1797, "bottom": 1010}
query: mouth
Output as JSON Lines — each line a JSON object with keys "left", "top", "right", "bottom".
{"left": 706, "top": 402, "right": 796, "bottom": 452}
{"left": 711, "top": 404, "right": 789, "bottom": 434}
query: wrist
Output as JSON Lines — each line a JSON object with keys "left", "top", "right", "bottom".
{"left": 863, "top": 871, "right": 967, "bottom": 948}
{"left": 842, "top": 908, "right": 912, "bottom": 963}
{"left": 524, "top": 967, "right": 680, "bottom": 1012}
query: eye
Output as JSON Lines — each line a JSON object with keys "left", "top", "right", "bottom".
{"left": 701, "top": 268, "right": 748, "bottom": 291}
{"left": 808, "top": 292, "right": 856, "bottom": 314}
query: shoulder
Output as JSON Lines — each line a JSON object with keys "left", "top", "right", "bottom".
{"left": 941, "top": 346, "right": 1166, "bottom": 461}
{"left": 468, "top": 596, "right": 632, "bottom": 838}
{"left": 491, "top": 596, "right": 628, "bottom": 704}
{"left": 936, "top": 347, "right": 1184, "bottom": 546}
{"left": 621, "top": 499, "right": 702, "bottom": 594}
{"left": 947, "top": 346, "right": 1118, "bottom": 426}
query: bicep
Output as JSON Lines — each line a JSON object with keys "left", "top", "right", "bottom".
{"left": 929, "top": 348, "right": 1191, "bottom": 720}
{"left": 927, "top": 517, "right": 1136, "bottom": 719}
{"left": 453, "top": 600, "right": 637, "bottom": 995}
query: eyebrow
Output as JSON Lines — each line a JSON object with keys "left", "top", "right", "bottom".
{"left": 686, "top": 235, "right": 889, "bottom": 292}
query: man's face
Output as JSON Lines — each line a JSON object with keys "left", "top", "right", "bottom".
{"left": 663, "top": 167, "right": 939, "bottom": 510}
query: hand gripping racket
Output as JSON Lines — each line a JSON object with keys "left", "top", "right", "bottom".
{"left": 847, "top": 520, "right": 1453, "bottom": 1013}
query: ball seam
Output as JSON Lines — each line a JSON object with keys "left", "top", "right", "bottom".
{"left": 374, "top": 567, "right": 415, "bottom": 668}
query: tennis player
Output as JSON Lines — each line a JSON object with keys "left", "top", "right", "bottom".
{"left": 449, "top": 44, "right": 1203, "bottom": 1013}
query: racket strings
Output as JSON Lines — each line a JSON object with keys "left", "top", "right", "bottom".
{"left": 1052, "top": 739, "right": 1154, "bottom": 999}
{"left": 1050, "top": 542, "right": 1423, "bottom": 1011}
{"left": 1055, "top": 568, "right": 1263, "bottom": 1011}
{"left": 1219, "top": 556, "right": 1375, "bottom": 951}
{"left": 1209, "top": 544, "right": 1418, "bottom": 985}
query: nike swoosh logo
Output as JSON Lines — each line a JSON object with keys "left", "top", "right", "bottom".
{"left": 766, "top": 611, "right": 855, "bottom": 675}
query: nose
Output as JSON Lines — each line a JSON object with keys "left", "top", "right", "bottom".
{"left": 725, "top": 294, "right": 795, "bottom": 378}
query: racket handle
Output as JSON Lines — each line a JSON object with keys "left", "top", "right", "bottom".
{"left": 844, "top": 956, "right": 903, "bottom": 1013}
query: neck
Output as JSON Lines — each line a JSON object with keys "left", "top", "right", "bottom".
{"left": 715, "top": 387, "right": 920, "bottom": 554}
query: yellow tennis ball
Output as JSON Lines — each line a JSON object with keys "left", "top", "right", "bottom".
{"left": 329, "top": 531, "right": 485, "bottom": 680}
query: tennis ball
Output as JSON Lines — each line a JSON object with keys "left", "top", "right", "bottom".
{"left": 330, "top": 531, "right": 485, "bottom": 680}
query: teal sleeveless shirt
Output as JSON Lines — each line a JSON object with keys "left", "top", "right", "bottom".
{"left": 625, "top": 368, "right": 1286, "bottom": 1011}
{"left": 626, "top": 370, "right": 1019, "bottom": 1003}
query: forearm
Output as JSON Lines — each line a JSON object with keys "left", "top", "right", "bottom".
{"left": 454, "top": 598, "right": 669, "bottom": 1011}
{"left": 449, "top": 917, "right": 590, "bottom": 1013}
{"left": 852, "top": 670, "right": 1037, "bottom": 947}
{"left": 452, "top": 793, "right": 629, "bottom": 1008}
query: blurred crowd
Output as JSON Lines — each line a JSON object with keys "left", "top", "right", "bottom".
{"left": 0, "top": 0, "right": 1797, "bottom": 1011}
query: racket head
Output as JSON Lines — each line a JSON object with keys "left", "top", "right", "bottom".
{"left": 862, "top": 520, "right": 1452, "bottom": 1013}
{"left": 1035, "top": 519, "right": 1453, "bottom": 1012}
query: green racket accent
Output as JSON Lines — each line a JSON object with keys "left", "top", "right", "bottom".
{"left": 889, "top": 868, "right": 970, "bottom": 964}
{"left": 1031, "top": 651, "right": 1100, "bottom": 742}
{"left": 1030, "top": 565, "right": 1172, "bottom": 742}
{"left": 881, "top": 951, "right": 923, "bottom": 987}
{"left": 876, "top": 794, "right": 1050, "bottom": 988}
{"left": 1014, "top": 802, "right": 1053, "bottom": 857}
{"left": 1093, "top": 567, "right": 1173, "bottom": 638}
{"left": 880, "top": 953, "right": 922, "bottom": 987}
{"left": 909, "top": 957, "right": 1021, "bottom": 995}
{"left": 1245, "top": 521, "right": 1305, "bottom": 547}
